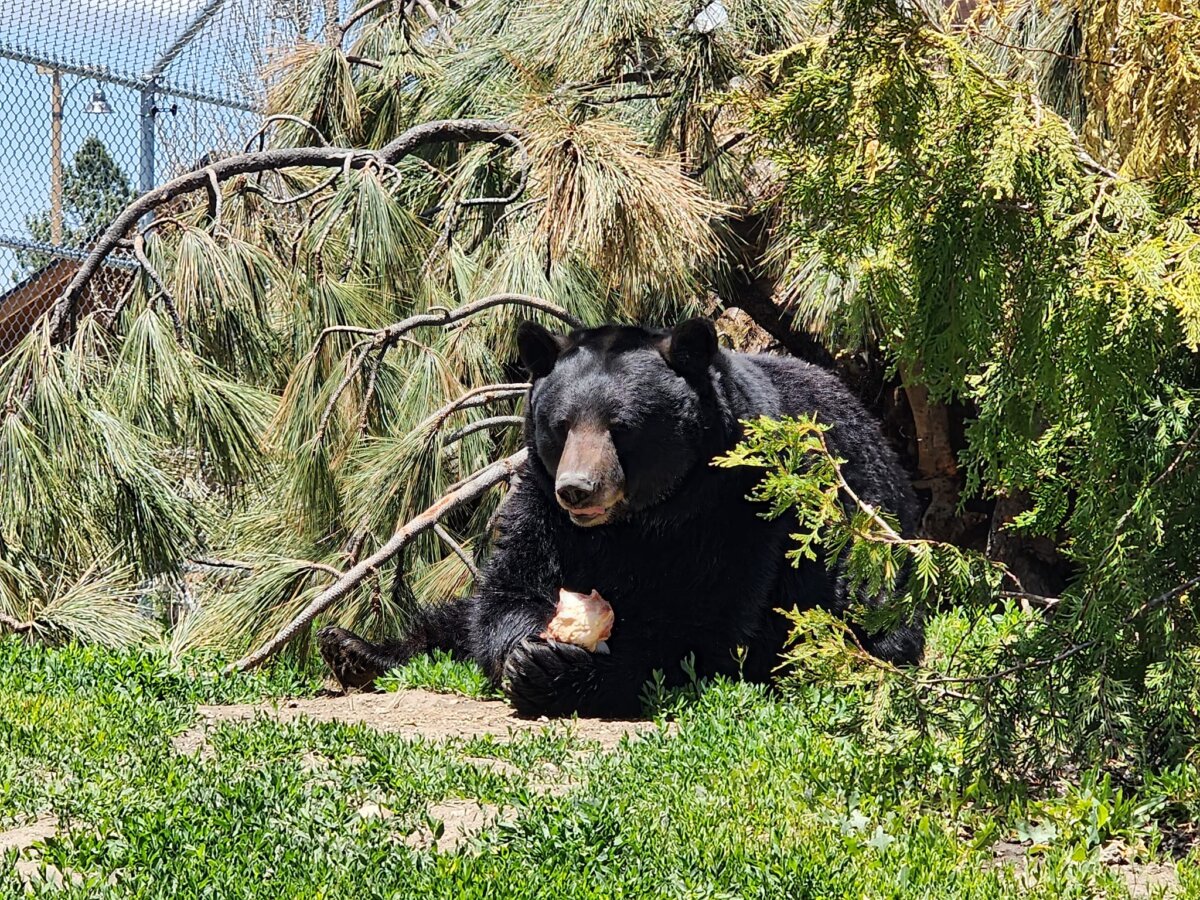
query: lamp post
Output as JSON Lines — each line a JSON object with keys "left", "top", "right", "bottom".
{"left": 39, "top": 68, "right": 113, "bottom": 246}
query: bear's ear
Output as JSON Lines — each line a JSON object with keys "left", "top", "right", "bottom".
{"left": 658, "top": 317, "right": 718, "bottom": 379}
{"left": 516, "top": 321, "right": 568, "bottom": 379}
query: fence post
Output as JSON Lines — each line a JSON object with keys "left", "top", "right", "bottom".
{"left": 139, "top": 84, "right": 156, "bottom": 221}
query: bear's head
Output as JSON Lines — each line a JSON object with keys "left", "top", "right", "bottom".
{"left": 517, "top": 318, "right": 721, "bottom": 527}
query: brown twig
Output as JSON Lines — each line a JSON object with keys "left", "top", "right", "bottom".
{"left": 0, "top": 612, "right": 37, "bottom": 635}
{"left": 231, "top": 448, "right": 528, "bottom": 671}
{"left": 313, "top": 339, "right": 375, "bottom": 445}
{"left": 243, "top": 114, "right": 331, "bottom": 152}
{"left": 433, "top": 523, "right": 480, "bottom": 580}
{"left": 687, "top": 132, "right": 748, "bottom": 178}
{"left": 306, "top": 295, "right": 575, "bottom": 387}
{"left": 442, "top": 415, "right": 524, "bottom": 446}
{"left": 427, "top": 383, "right": 529, "bottom": 429}
{"left": 338, "top": 0, "right": 393, "bottom": 40}
{"left": 970, "top": 28, "right": 1123, "bottom": 70}
{"left": 305, "top": 296, "right": 556, "bottom": 449}
{"left": 131, "top": 232, "right": 185, "bottom": 342}
{"left": 356, "top": 345, "right": 386, "bottom": 435}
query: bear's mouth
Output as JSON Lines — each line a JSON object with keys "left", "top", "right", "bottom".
{"left": 564, "top": 498, "right": 625, "bottom": 527}
{"left": 567, "top": 505, "right": 611, "bottom": 526}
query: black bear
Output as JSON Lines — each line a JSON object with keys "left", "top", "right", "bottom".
{"left": 320, "top": 318, "right": 922, "bottom": 716}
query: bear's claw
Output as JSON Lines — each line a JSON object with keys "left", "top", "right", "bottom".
{"left": 318, "top": 625, "right": 385, "bottom": 692}
{"left": 502, "top": 636, "right": 598, "bottom": 717}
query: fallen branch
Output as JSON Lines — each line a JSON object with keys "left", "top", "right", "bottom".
{"left": 49, "top": 118, "right": 525, "bottom": 340}
{"left": 230, "top": 448, "right": 528, "bottom": 672}
{"left": 0, "top": 612, "right": 36, "bottom": 635}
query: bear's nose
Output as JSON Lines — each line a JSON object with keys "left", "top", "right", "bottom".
{"left": 556, "top": 476, "right": 597, "bottom": 509}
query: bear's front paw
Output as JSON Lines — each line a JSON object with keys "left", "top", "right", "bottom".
{"left": 502, "top": 636, "right": 597, "bottom": 717}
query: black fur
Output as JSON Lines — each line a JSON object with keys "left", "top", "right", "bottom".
{"left": 320, "top": 320, "right": 922, "bottom": 716}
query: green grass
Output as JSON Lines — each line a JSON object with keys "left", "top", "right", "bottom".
{"left": 0, "top": 638, "right": 1196, "bottom": 898}
{"left": 376, "top": 648, "right": 500, "bottom": 699}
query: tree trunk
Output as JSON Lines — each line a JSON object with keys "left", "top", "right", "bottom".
{"left": 899, "top": 364, "right": 969, "bottom": 541}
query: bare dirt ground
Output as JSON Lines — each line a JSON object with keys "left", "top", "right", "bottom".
{"left": 166, "top": 689, "right": 656, "bottom": 855}
{"left": 171, "top": 688, "right": 661, "bottom": 756}
{"left": 986, "top": 839, "right": 1179, "bottom": 898}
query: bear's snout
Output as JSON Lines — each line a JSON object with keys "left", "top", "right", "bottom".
{"left": 555, "top": 425, "right": 625, "bottom": 525}
{"left": 556, "top": 475, "right": 598, "bottom": 508}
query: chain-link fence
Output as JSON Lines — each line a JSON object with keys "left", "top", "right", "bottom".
{"left": 0, "top": 0, "right": 347, "bottom": 353}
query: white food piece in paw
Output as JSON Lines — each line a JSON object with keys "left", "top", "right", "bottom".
{"left": 540, "top": 589, "right": 614, "bottom": 652}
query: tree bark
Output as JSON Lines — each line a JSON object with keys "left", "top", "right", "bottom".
{"left": 898, "top": 363, "right": 967, "bottom": 541}
{"left": 231, "top": 449, "right": 527, "bottom": 672}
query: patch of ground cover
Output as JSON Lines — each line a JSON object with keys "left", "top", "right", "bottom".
{"left": 177, "top": 687, "right": 658, "bottom": 751}
{"left": 0, "top": 637, "right": 1196, "bottom": 898}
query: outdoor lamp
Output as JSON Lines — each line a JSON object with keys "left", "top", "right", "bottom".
{"left": 84, "top": 88, "right": 112, "bottom": 115}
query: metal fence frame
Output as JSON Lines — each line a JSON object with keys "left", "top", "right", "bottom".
{"left": 0, "top": 0, "right": 261, "bottom": 272}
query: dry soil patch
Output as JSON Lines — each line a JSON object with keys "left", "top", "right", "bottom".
{"left": 988, "top": 840, "right": 1180, "bottom": 898}
{"left": 173, "top": 688, "right": 658, "bottom": 755}
{"left": 0, "top": 815, "right": 57, "bottom": 855}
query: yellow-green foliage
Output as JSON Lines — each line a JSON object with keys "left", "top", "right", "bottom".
{"left": 745, "top": 0, "right": 1200, "bottom": 771}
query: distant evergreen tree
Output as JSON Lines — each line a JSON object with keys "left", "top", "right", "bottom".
{"left": 17, "top": 136, "right": 134, "bottom": 277}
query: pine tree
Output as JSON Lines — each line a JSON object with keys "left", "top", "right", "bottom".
{"left": 18, "top": 136, "right": 134, "bottom": 275}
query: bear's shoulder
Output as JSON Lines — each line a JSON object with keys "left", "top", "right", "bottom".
{"left": 720, "top": 351, "right": 858, "bottom": 422}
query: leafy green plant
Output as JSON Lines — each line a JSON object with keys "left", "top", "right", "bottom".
{"left": 740, "top": 0, "right": 1200, "bottom": 775}
{"left": 4, "top": 639, "right": 1197, "bottom": 898}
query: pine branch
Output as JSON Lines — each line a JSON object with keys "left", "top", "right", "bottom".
{"left": 230, "top": 448, "right": 528, "bottom": 672}
{"left": 49, "top": 118, "right": 526, "bottom": 341}
{"left": 442, "top": 415, "right": 524, "bottom": 446}
{"left": 433, "top": 523, "right": 480, "bottom": 580}
{"left": 307, "top": 296, "right": 565, "bottom": 448}
{"left": 0, "top": 612, "right": 36, "bottom": 635}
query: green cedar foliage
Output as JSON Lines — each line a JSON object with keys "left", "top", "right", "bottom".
{"left": 738, "top": 0, "right": 1200, "bottom": 772}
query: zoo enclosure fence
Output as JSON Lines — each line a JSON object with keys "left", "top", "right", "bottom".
{"left": 0, "top": 0, "right": 346, "bottom": 353}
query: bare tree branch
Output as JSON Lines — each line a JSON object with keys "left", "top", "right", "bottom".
{"left": 49, "top": 118, "right": 525, "bottom": 341}
{"left": 243, "top": 114, "right": 331, "bottom": 152}
{"left": 304, "top": 296, "right": 558, "bottom": 448}
{"left": 230, "top": 448, "right": 528, "bottom": 671}
{"left": 339, "top": 0, "right": 393, "bottom": 39}
{"left": 443, "top": 415, "right": 524, "bottom": 446}
{"left": 346, "top": 54, "right": 384, "bottom": 69}
{"left": 131, "top": 233, "right": 184, "bottom": 342}
{"left": 433, "top": 523, "right": 480, "bottom": 580}
{"left": 427, "top": 383, "right": 529, "bottom": 428}
{"left": 0, "top": 612, "right": 36, "bottom": 635}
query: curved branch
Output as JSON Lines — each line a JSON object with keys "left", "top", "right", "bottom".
{"left": 339, "top": 0, "right": 393, "bottom": 39}
{"left": 243, "top": 114, "right": 331, "bottom": 152}
{"left": 231, "top": 448, "right": 528, "bottom": 672}
{"left": 374, "top": 292, "right": 583, "bottom": 343}
{"left": 459, "top": 133, "right": 530, "bottom": 208}
{"left": 303, "top": 296, "right": 572, "bottom": 423}
{"left": 442, "top": 415, "right": 524, "bottom": 446}
{"left": 428, "top": 383, "right": 529, "bottom": 429}
{"left": 49, "top": 118, "right": 525, "bottom": 341}
{"left": 131, "top": 232, "right": 184, "bottom": 342}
